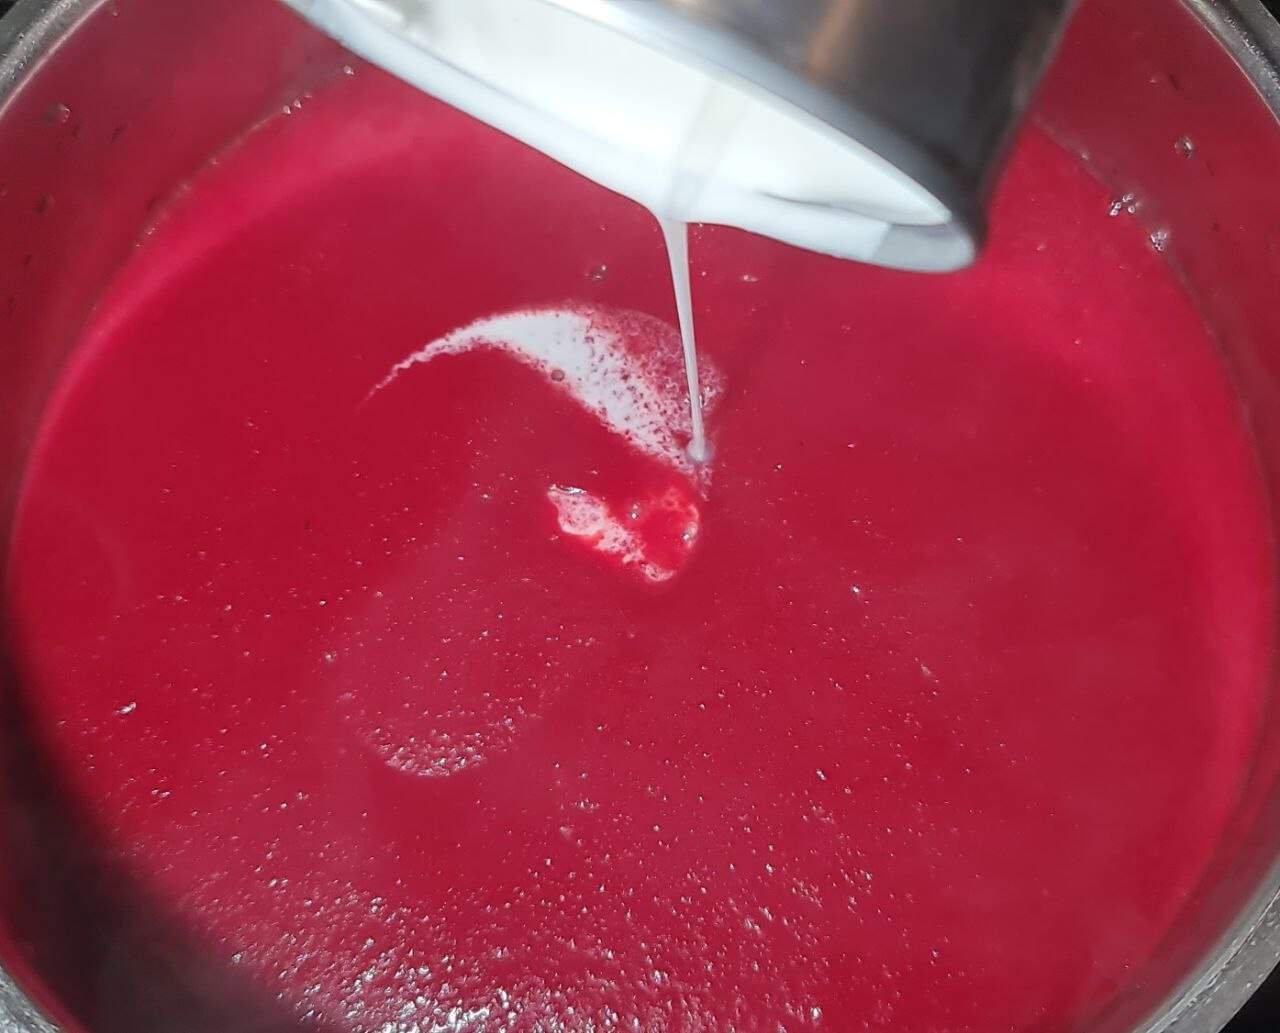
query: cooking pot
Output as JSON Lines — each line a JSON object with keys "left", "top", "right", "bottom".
{"left": 4, "top": 1, "right": 1280, "bottom": 1031}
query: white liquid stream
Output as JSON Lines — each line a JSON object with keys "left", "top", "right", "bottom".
{"left": 660, "top": 219, "right": 709, "bottom": 465}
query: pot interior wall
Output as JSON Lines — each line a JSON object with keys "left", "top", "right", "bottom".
{"left": 1036, "top": 3, "right": 1280, "bottom": 1028}
{"left": 0, "top": 3, "right": 346, "bottom": 1030}
{"left": 2, "top": 0, "right": 1280, "bottom": 1030}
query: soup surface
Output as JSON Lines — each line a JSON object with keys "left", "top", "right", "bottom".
{"left": 6, "top": 60, "right": 1274, "bottom": 1032}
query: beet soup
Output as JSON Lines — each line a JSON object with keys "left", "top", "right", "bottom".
{"left": 4, "top": 53, "right": 1273, "bottom": 1033}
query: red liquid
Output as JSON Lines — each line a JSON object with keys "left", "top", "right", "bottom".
{"left": 5, "top": 64, "right": 1274, "bottom": 1032}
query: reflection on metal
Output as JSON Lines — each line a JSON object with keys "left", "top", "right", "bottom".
{"left": 805, "top": 0, "right": 863, "bottom": 81}
{"left": 0, "top": 968, "right": 56, "bottom": 1033}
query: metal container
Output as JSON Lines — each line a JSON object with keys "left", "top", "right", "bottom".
{"left": 3, "top": 0, "right": 1280, "bottom": 1030}
{"left": 283, "top": 0, "right": 1075, "bottom": 270}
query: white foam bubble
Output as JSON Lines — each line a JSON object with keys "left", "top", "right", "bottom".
{"left": 368, "top": 306, "right": 720, "bottom": 476}
{"left": 548, "top": 484, "right": 691, "bottom": 583}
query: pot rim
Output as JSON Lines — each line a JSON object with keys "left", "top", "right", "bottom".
{"left": 2, "top": 1, "right": 1280, "bottom": 1031}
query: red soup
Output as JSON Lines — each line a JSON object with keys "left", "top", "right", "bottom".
{"left": 5, "top": 46, "right": 1274, "bottom": 1033}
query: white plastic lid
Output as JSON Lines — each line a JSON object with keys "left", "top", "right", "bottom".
{"left": 284, "top": 0, "right": 968, "bottom": 269}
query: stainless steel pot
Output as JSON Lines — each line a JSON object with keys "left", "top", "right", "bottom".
{"left": 4, "top": 0, "right": 1280, "bottom": 1031}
